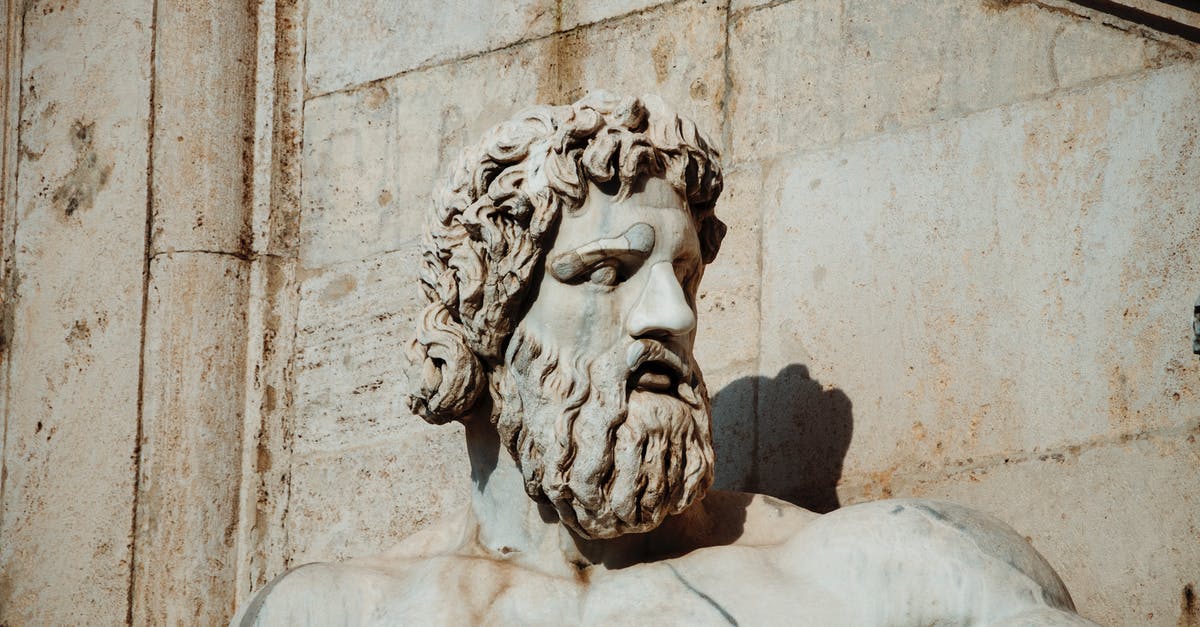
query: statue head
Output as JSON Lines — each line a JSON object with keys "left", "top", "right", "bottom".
{"left": 406, "top": 92, "right": 726, "bottom": 539}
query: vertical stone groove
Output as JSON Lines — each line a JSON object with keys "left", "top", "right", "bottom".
{"left": 126, "top": 0, "right": 160, "bottom": 622}
{"left": 0, "top": 0, "right": 25, "bottom": 533}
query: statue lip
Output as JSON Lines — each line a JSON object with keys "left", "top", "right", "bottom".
{"left": 626, "top": 339, "right": 688, "bottom": 392}
{"left": 631, "top": 362, "right": 679, "bottom": 392}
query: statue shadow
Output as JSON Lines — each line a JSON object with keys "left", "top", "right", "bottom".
{"left": 710, "top": 364, "right": 854, "bottom": 514}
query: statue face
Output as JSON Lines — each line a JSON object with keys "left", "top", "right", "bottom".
{"left": 495, "top": 177, "right": 716, "bottom": 539}
{"left": 524, "top": 176, "right": 703, "bottom": 376}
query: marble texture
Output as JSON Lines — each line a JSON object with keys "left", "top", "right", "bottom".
{"left": 243, "top": 496, "right": 1097, "bottom": 625}
{"left": 237, "top": 94, "right": 1095, "bottom": 626}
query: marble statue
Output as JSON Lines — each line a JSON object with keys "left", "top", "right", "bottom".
{"left": 235, "top": 93, "right": 1099, "bottom": 626}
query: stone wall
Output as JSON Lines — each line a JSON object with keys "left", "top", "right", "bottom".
{"left": 0, "top": 1, "right": 153, "bottom": 623}
{"left": 1, "top": 1, "right": 1197, "bottom": 625}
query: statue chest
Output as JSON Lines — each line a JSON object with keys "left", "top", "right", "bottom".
{"left": 367, "top": 549, "right": 844, "bottom": 626}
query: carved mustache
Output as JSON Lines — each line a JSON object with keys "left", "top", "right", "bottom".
{"left": 625, "top": 339, "right": 690, "bottom": 380}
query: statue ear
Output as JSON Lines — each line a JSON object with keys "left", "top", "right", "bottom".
{"left": 405, "top": 304, "right": 486, "bottom": 425}
{"left": 699, "top": 216, "right": 727, "bottom": 265}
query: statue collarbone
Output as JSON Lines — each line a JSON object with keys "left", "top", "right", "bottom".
{"left": 236, "top": 93, "right": 1096, "bottom": 627}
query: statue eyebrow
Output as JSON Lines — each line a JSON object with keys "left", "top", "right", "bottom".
{"left": 549, "top": 222, "right": 656, "bottom": 281}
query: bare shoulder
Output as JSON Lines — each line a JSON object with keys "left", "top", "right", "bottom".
{"left": 234, "top": 552, "right": 547, "bottom": 626}
{"left": 233, "top": 561, "right": 395, "bottom": 626}
{"left": 778, "top": 498, "right": 1095, "bottom": 625}
{"left": 650, "top": 489, "right": 821, "bottom": 551}
{"left": 374, "top": 512, "right": 466, "bottom": 560}
{"left": 797, "top": 498, "right": 1072, "bottom": 599}
{"left": 712, "top": 489, "right": 822, "bottom": 546}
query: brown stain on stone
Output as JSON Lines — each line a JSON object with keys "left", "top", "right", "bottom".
{"left": 652, "top": 35, "right": 675, "bottom": 84}
{"left": 1182, "top": 583, "right": 1199, "bottom": 627}
{"left": 363, "top": 84, "right": 389, "bottom": 110}
{"left": 980, "top": 0, "right": 1027, "bottom": 11}
{"left": 256, "top": 439, "right": 272, "bottom": 473}
{"left": 51, "top": 120, "right": 112, "bottom": 218}
{"left": 0, "top": 571, "right": 12, "bottom": 621}
{"left": 65, "top": 319, "right": 90, "bottom": 345}
{"left": 864, "top": 465, "right": 898, "bottom": 499}
{"left": 319, "top": 274, "right": 357, "bottom": 302}
{"left": 910, "top": 421, "right": 927, "bottom": 442}
{"left": 434, "top": 105, "right": 465, "bottom": 177}
{"left": 538, "top": 0, "right": 584, "bottom": 105}
{"left": 263, "top": 384, "right": 277, "bottom": 413}
{"left": 1107, "top": 364, "right": 1131, "bottom": 428}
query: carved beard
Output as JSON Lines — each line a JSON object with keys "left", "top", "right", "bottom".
{"left": 493, "top": 325, "right": 715, "bottom": 539}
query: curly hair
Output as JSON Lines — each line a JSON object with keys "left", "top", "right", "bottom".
{"left": 406, "top": 92, "right": 726, "bottom": 425}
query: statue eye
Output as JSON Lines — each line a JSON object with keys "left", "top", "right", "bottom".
{"left": 588, "top": 264, "right": 620, "bottom": 287}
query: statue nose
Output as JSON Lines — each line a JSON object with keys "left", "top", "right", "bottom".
{"left": 626, "top": 262, "right": 696, "bottom": 338}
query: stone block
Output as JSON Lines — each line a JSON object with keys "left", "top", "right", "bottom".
{"left": 285, "top": 436, "right": 469, "bottom": 564}
{"left": 837, "top": 431, "right": 1200, "bottom": 627}
{"left": 727, "top": 0, "right": 844, "bottom": 162}
{"left": 759, "top": 64, "right": 1200, "bottom": 478}
{"left": 149, "top": 0, "right": 256, "bottom": 254}
{"left": 727, "top": 0, "right": 1190, "bottom": 163}
{"left": 550, "top": 0, "right": 727, "bottom": 139}
{"left": 694, "top": 282, "right": 758, "bottom": 373}
{"left": 1051, "top": 10, "right": 1174, "bottom": 87}
{"left": 133, "top": 252, "right": 250, "bottom": 625}
{"left": 293, "top": 247, "right": 425, "bottom": 455}
{"left": 560, "top": 0, "right": 676, "bottom": 31}
{"left": 301, "top": 40, "right": 549, "bottom": 268}
{"left": 0, "top": 1, "right": 152, "bottom": 623}
{"left": 304, "top": 0, "right": 557, "bottom": 97}
{"left": 703, "top": 162, "right": 764, "bottom": 292}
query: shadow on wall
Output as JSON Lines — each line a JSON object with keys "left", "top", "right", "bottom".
{"left": 710, "top": 364, "right": 854, "bottom": 514}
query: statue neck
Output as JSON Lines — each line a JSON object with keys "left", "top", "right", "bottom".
{"left": 461, "top": 415, "right": 648, "bottom": 576}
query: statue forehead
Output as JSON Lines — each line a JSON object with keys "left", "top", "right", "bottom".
{"left": 549, "top": 178, "right": 696, "bottom": 253}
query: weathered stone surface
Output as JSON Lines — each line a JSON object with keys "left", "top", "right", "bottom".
{"left": 285, "top": 436, "right": 468, "bottom": 564}
{"left": 301, "top": 0, "right": 725, "bottom": 272}
{"left": 759, "top": 63, "right": 1200, "bottom": 479}
{"left": 695, "top": 164, "right": 763, "bottom": 371}
{"left": 727, "top": 0, "right": 1190, "bottom": 163}
{"left": 301, "top": 41, "right": 549, "bottom": 269}
{"left": 729, "top": 0, "right": 774, "bottom": 13}
{"left": 1051, "top": 9, "right": 1175, "bottom": 88}
{"left": 837, "top": 431, "right": 1200, "bottom": 627}
{"left": 698, "top": 163, "right": 766, "bottom": 493}
{"left": 304, "top": 0, "right": 557, "bottom": 97}
{"left": 133, "top": 253, "right": 250, "bottom": 625}
{"left": 550, "top": 0, "right": 726, "bottom": 137}
{"left": 560, "top": 0, "right": 677, "bottom": 31}
{"left": 293, "top": 247, "right": 425, "bottom": 455}
{"left": 149, "top": 0, "right": 256, "bottom": 255}
{"left": 230, "top": 0, "right": 307, "bottom": 605}
{"left": 233, "top": 253, "right": 301, "bottom": 604}
{"left": 0, "top": 1, "right": 152, "bottom": 623}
